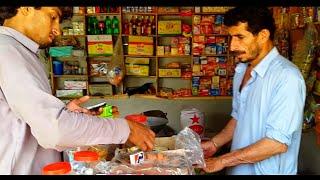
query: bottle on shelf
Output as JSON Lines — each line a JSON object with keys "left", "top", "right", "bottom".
{"left": 112, "top": 16, "right": 120, "bottom": 35}
{"left": 131, "top": 15, "right": 137, "bottom": 35}
{"left": 129, "top": 16, "right": 133, "bottom": 35}
{"left": 146, "top": 16, "right": 152, "bottom": 35}
{"left": 95, "top": 6, "right": 100, "bottom": 14}
{"left": 151, "top": 16, "right": 156, "bottom": 35}
{"left": 123, "top": 18, "right": 130, "bottom": 35}
{"left": 141, "top": 16, "right": 148, "bottom": 35}
{"left": 91, "top": 16, "right": 99, "bottom": 35}
{"left": 136, "top": 16, "right": 142, "bottom": 36}
{"left": 98, "top": 20, "right": 105, "bottom": 35}
{"left": 105, "top": 16, "right": 112, "bottom": 35}
{"left": 87, "top": 16, "right": 93, "bottom": 35}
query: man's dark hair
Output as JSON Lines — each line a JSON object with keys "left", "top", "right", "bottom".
{"left": 224, "top": 7, "right": 276, "bottom": 41}
{"left": 0, "top": 6, "right": 72, "bottom": 24}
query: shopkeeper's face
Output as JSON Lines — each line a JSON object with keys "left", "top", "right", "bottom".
{"left": 23, "top": 7, "right": 62, "bottom": 48}
{"left": 227, "top": 22, "right": 261, "bottom": 63}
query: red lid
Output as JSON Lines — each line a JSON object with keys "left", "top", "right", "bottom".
{"left": 42, "top": 162, "right": 71, "bottom": 175}
{"left": 74, "top": 151, "right": 99, "bottom": 162}
{"left": 125, "top": 114, "right": 147, "bottom": 124}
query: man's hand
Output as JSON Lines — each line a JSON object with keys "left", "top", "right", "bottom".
{"left": 66, "top": 96, "right": 103, "bottom": 116}
{"left": 201, "top": 140, "right": 218, "bottom": 158}
{"left": 203, "top": 157, "right": 225, "bottom": 173}
{"left": 126, "top": 119, "right": 155, "bottom": 151}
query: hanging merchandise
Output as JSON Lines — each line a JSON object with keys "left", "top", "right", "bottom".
{"left": 106, "top": 35, "right": 125, "bottom": 86}
{"left": 292, "top": 15, "right": 319, "bottom": 80}
{"left": 274, "top": 7, "right": 290, "bottom": 59}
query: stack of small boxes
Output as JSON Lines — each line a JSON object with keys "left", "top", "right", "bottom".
{"left": 192, "top": 56, "right": 234, "bottom": 96}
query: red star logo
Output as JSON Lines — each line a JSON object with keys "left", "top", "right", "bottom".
{"left": 190, "top": 114, "right": 200, "bottom": 124}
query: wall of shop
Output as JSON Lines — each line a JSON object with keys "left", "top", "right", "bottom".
{"left": 89, "top": 97, "right": 233, "bottom": 134}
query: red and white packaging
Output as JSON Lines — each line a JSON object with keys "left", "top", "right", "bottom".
{"left": 180, "top": 108, "right": 205, "bottom": 138}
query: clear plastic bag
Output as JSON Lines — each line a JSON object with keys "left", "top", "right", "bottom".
{"left": 99, "top": 149, "right": 193, "bottom": 175}
{"left": 175, "top": 127, "right": 206, "bottom": 168}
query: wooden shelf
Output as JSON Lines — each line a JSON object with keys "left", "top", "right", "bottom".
{"left": 194, "top": 12, "right": 227, "bottom": 15}
{"left": 157, "top": 12, "right": 183, "bottom": 15}
{"left": 60, "top": 35, "right": 86, "bottom": 38}
{"left": 53, "top": 75, "right": 88, "bottom": 78}
{"left": 86, "top": 13, "right": 120, "bottom": 16}
{"left": 122, "top": 12, "right": 157, "bottom": 16}
{"left": 88, "top": 55, "right": 113, "bottom": 58}
{"left": 173, "top": 96, "right": 232, "bottom": 100}
{"left": 157, "top": 34, "right": 184, "bottom": 37}
{"left": 194, "top": 34, "right": 229, "bottom": 37}
{"left": 124, "top": 55, "right": 156, "bottom": 57}
{"left": 126, "top": 75, "right": 157, "bottom": 78}
{"left": 72, "top": 13, "right": 85, "bottom": 16}
{"left": 90, "top": 94, "right": 129, "bottom": 99}
{"left": 54, "top": 56, "right": 87, "bottom": 61}
{"left": 122, "top": 34, "right": 157, "bottom": 37}
{"left": 193, "top": 54, "right": 228, "bottom": 57}
{"left": 89, "top": 75, "right": 108, "bottom": 78}
{"left": 157, "top": 55, "right": 191, "bottom": 58}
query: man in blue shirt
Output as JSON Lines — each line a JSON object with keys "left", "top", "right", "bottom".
{"left": 201, "top": 7, "right": 306, "bottom": 175}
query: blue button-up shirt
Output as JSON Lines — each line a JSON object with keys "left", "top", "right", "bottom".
{"left": 228, "top": 47, "right": 306, "bottom": 175}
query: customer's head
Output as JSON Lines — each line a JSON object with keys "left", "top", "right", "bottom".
{"left": 0, "top": 7, "right": 63, "bottom": 48}
{"left": 224, "top": 7, "right": 275, "bottom": 63}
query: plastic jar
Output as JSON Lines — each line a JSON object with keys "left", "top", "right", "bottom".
{"left": 125, "top": 114, "right": 148, "bottom": 125}
{"left": 42, "top": 162, "right": 72, "bottom": 175}
{"left": 72, "top": 151, "right": 100, "bottom": 175}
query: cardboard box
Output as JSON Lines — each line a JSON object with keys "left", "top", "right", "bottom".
{"left": 159, "top": 69, "right": 181, "bottom": 77}
{"left": 125, "top": 64, "right": 149, "bottom": 76}
{"left": 125, "top": 58, "right": 150, "bottom": 65}
{"left": 56, "top": 89, "right": 83, "bottom": 98}
{"left": 128, "top": 36, "right": 154, "bottom": 56}
{"left": 64, "top": 81, "right": 87, "bottom": 90}
{"left": 89, "top": 84, "right": 113, "bottom": 96}
{"left": 157, "top": 46, "right": 165, "bottom": 56}
{"left": 158, "top": 20, "right": 182, "bottom": 35}
{"left": 87, "top": 35, "right": 113, "bottom": 56}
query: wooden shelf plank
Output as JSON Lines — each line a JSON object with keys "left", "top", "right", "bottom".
{"left": 194, "top": 12, "right": 227, "bottom": 15}
{"left": 122, "top": 12, "right": 157, "bottom": 16}
{"left": 192, "top": 54, "right": 228, "bottom": 57}
{"left": 126, "top": 76, "right": 157, "bottom": 78}
{"left": 86, "top": 13, "right": 120, "bottom": 16}
{"left": 124, "top": 55, "right": 156, "bottom": 57}
{"left": 157, "top": 55, "right": 191, "bottom": 58}
{"left": 122, "top": 34, "right": 157, "bottom": 37}
{"left": 53, "top": 75, "right": 88, "bottom": 78}
{"left": 194, "top": 34, "right": 229, "bottom": 36}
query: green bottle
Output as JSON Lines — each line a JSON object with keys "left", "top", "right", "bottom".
{"left": 105, "top": 16, "right": 112, "bottom": 35}
{"left": 92, "top": 16, "right": 99, "bottom": 35}
{"left": 112, "top": 16, "right": 119, "bottom": 35}
{"left": 87, "top": 16, "right": 93, "bottom": 35}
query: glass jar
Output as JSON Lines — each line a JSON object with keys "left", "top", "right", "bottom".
{"left": 72, "top": 151, "right": 100, "bottom": 175}
{"left": 42, "top": 162, "right": 72, "bottom": 175}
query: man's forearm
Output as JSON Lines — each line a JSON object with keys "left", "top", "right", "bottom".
{"left": 211, "top": 118, "right": 237, "bottom": 148}
{"left": 219, "top": 138, "right": 288, "bottom": 168}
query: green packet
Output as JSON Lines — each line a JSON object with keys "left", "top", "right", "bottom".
{"left": 49, "top": 46, "right": 73, "bottom": 57}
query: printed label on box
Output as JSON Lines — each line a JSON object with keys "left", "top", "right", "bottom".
{"left": 129, "top": 151, "right": 144, "bottom": 165}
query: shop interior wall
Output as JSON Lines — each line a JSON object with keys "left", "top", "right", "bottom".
{"left": 89, "top": 97, "right": 233, "bottom": 134}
